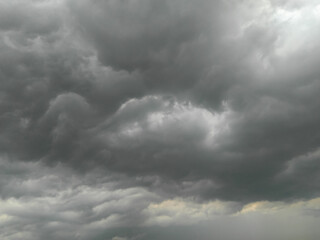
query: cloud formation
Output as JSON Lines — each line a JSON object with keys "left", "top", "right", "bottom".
{"left": 1, "top": 0, "right": 320, "bottom": 239}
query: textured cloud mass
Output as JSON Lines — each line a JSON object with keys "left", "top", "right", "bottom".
{"left": 1, "top": 0, "right": 320, "bottom": 239}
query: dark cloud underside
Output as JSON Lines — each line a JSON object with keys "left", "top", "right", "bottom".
{"left": 1, "top": 0, "right": 320, "bottom": 239}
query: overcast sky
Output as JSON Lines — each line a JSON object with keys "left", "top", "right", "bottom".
{"left": 1, "top": 0, "right": 320, "bottom": 239}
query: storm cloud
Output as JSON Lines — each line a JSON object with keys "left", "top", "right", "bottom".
{"left": 1, "top": 0, "right": 320, "bottom": 239}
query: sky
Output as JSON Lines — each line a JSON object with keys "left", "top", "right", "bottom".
{"left": 1, "top": 0, "right": 320, "bottom": 239}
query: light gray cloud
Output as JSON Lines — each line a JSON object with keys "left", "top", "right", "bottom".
{"left": 1, "top": 155, "right": 320, "bottom": 240}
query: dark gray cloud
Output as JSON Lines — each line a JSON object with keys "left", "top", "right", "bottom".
{"left": 1, "top": 0, "right": 320, "bottom": 200}
{"left": 1, "top": 0, "right": 320, "bottom": 239}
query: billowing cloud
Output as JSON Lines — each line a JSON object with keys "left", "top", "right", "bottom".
{"left": 1, "top": 0, "right": 320, "bottom": 239}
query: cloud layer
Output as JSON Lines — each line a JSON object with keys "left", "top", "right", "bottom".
{"left": 1, "top": 0, "right": 320, "bottom": 239}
